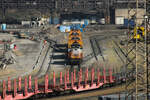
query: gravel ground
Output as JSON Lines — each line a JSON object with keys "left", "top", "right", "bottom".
{"left": 47, "top": 28, "right": 127, "bottom": 82}
{"left": 0, "top": 25, "right": 127, "bottom": 86}
{"left": 0, "top": 25, "right": 131, "bottom": 100}
{"left": 0, "top": 34, "right": 43, "bottom": 80}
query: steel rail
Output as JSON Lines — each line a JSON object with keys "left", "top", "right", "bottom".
{"left": 34, "top": 44, "right": 51, "bottom": 77}
{"left": 89, "top": 38, "right": 98, "bottom": 61}
{"left": 94, "top": 38, "right": 105, "bottom": 61}
{"left": 39, "top": 83, "right": 126, "bottom": 100}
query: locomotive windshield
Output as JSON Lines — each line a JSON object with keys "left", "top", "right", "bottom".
{"left": 71, "top": 43, "right": 81, "bottom": 48}
{"left": 71, "top": 32, "right": 79, "bottom": 36}
{"left": 71, "top": 37, "right": 80, "bottom": 40}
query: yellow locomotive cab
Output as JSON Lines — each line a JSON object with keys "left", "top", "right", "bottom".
{"left": 67, "top": 29, "right": 83, "bottom": 65}
{"left": 133, "top": 26, "right": 145, "bottom": 40}
{"left": 68, "top": 35, "right": 82, "bottom": 41}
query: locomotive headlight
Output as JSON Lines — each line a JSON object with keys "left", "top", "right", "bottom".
{"left": 73, "top": 49, "right": 78, "bottom": 56}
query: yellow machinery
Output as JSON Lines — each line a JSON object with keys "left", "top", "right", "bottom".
{"left": 120, "top": 26, "right": 147, "bottom": 46}
{"left": 133, "top": 26, "right": 145, "bottom": 40}
{"left": 18, "top": 33, "right": 29, "bottom": 39}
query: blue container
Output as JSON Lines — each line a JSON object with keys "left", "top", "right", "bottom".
{"left": 124, "top": 19, "right": 128, "bottom": 27}
{"left": 65, "top": 26, "right": 71, "bottom": 32}
{"left": 82, "top": 24, "right": 85, "bottom": 28}
{"left": 124, "top": 19, "right": 135, "bottom": 28}
{"left": 80, "top": 28, "right": 83, "bottom": 32}
{"left": 129, "top": 20, "right": 135, "bottom": 27}
{"left": 59, "top": 26, "right": 66, "bottom": 32}
{"left": 76, "top": 24, "right": 81, "bottom": 29}
{"left": 84, "top": 19, "right": 89, "bottom": 26}
{"left": 1, "top": 24, "right": 6, "bottom": 31}
{"left": 59, "top": 26, "right": 71, "bottom": 32}
{"left": 49, "top": 17, "right": 52, "bottom": 24}
{"left": 53, "top": 17, "right": 60, "bottom": 24}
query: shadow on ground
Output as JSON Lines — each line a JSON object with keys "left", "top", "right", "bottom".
{"left": 51, "top": 43, "right": 68, "bottom": 65}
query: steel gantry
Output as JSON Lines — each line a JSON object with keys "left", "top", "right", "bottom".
{"left": 0, "top": 0, "right": 55, "bottom": 19}
{"left": 0, "top": 0, "right": 107, "bottom": 15}
{"left": 0, "top": 0, "right": 113, "bottom": 24}
{"left": 126, "top": 0, "right": 150, "bottom": 100}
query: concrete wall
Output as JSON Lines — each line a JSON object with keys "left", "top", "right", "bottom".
{"left": 115, "top": 8, "right": 146, "bottom": 24}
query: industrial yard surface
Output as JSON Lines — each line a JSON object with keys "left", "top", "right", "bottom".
{"left": 0, "top": 0, "right": 149, "bottom": 100}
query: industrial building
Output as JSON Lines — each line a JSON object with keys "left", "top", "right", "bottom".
{"left": 0, "top": 0, "right": 144, "bottom": 25}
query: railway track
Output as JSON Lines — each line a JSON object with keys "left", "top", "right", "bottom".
{"left": 71, "top": 30, "right": 126, "bottom": 67}
{"left": 82, "top": 53, "right": 94, "bottom": 64}
{"left": 32, "top": 41, "right": 45, "bottom": 70}
{"left": 113, "top": 47, "right": 125, "bottom": 63}
{"left": 34, "top": 44, "right": 51, "bottom": 77}
{"left": 45, "top": 48, "right": 54, "bottom": 74}
{"left": 33, "top": 31, "right": 130, "bottom": 99}
{"left": 94, "top": 38, "right": 105, "bottom": 62}
{"left": 33, "top": 70, "right": 127, "bottom": 100}
{"left": 89, "top": 38, "right": 98, "bottom": 61}
{"left": 88, "top": 35, "right": 108, "bottom": 62}
{"left": 0, "top": 30, "right": 136, "bottom": 100}
{"left": 112, "top": 40, "right": 136, "bottom": 68}
{"left": 40, "top": 83, "right": 126, "bottom": 100}
{"left": 0, "top": 66, "right": 129, "bottom": 100}
{"left": 33, "top": 45, "right": 50, "bottom": 77}
{"left": 33, "top": 39, "right": 57, "bottom": 78}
